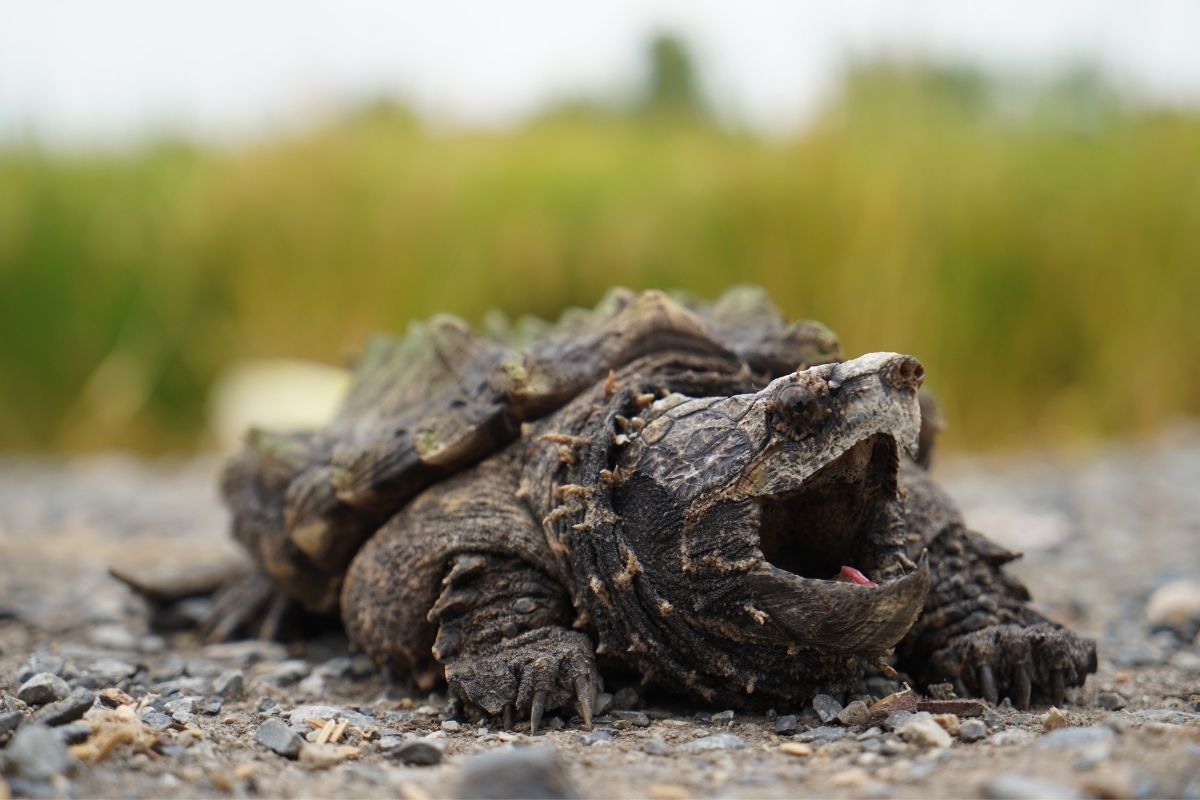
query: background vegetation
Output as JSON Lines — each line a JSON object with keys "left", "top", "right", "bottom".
{"left": 2, "top": 43, "right": 1198, "bottom": 453}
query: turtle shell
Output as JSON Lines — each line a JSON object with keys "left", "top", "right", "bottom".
{"left": 222, "top": 287, "right": 841, "bottom": 612}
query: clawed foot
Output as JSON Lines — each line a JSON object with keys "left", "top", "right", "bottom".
{"left": 925, "top": 623, "right": 1097, "bottom": 709}
{"left": 444, "top": 627, "right": 599, "bottom": 734}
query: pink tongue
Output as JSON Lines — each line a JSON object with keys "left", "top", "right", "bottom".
{"left": 839, "top": 565, "right": 877, "bottom": 587}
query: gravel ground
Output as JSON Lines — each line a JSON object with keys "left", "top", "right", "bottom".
{"left": 1, "top": 427, "right": 1199, "bottom": 799}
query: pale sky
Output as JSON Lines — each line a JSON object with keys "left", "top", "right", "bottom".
{"left": 2, "top": 0, "right": 1199, "bottom": 145}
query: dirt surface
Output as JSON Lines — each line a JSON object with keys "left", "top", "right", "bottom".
{"left": 2, "top": 428, "right": 1199, "bottom": 799}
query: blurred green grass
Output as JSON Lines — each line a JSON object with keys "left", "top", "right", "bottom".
{"left": 1, "top": 62, "right": 1198, "bottom": 453}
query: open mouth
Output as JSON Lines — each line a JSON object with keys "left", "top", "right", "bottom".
{"left": 749, "top": 433, "right": 930, "bottom": 654}
{"left": 758, "top": 433, "right": 899, "bottom": 585}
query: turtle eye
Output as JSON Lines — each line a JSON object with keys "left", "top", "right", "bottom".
{"left": 776, "top": 383, "right": 827, "bottom": 430}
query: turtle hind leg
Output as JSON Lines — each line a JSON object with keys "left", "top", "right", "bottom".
{"left": 112, "top": 560, "right": 333, "bottom": 642}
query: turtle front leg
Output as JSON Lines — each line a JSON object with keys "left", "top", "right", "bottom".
{"left": 895, "top": 523, "right": 1096, "bottom": 709}
{"left": 429, "top": 552, "right": 599, "bottom": 734}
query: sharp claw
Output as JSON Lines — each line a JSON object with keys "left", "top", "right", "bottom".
{"left": 1014, "top": 667, "right": 1032, "bottom": 711}
{"left": 530, "top": 690, "right": 546, "bottom": 736}
{"left": 979, "top": 664, "right": 998, "bottom": 705}
{"left": 574, "top": 675, "right": 594, "bottom": 730}
{"left": 1051, "top": 668, "right": 1066, "bottom": 707}
{"left": 502, "top": 703, "right": 515, "bottom": 731}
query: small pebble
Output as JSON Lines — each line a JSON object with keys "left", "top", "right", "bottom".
{"left": 1145, "top": 579, "right": 1200, "bottom": 634}
{"left": 610, "top": 710, "right": 650, "bottom": 727}
{"left": 299, "top": 744, "right": 346, "bottom": 770}
{"left": 579, "top": 728, "right": 615, "bottom": 745}
{"left": 882, "top": 710, "right": 913, "bottom": 731}
{"left": 812, "top": 693, "right": 843, "bottom": 723}
{"left": 710, "top": 710, "right": 735, "bottom": 725}
{"left": 682, "top": 733, "right": 745, "bottom": 752}
{"left": 1096, "top": 692, "right": 1126, "bottom": 711}
{"left": 959, "top": 718, "right": 988, "bottom": 742}
{"left": 97, "top": 687, "right": 135, "bottom": 708}
{"left": 441, "top": 719, "right": 461, "bottom": 732}
{"left": 389, "top": 739, "right": 444, "bottom": 766}
{"left": 17, "top": 673, "right": 70, "bottom": 707}
{"left": 773, "top": 714, "right": 798, "bottom": 735}
{"left": 254, "top": 718, "right": 303, "bottom": 759}
{"left": 141, "top": 710, "right": 175, "bottom": 731}
{"left": 896, "top": 712, "right": 952, "bottom": 748}
{"left": 837, "top": 700, "right": 870, "bottom": 727}
{"left": 36, "top": 688, "right": 95, "bottom": 726}
{"left": 213, "top": 670, "right": 244, "bottom": 698}
{"left": 612, "top": 687, "right": 641, "bottom": 710}
{"left": 593, "top": 692, "right": 614, "bottom": 716}
{"left": 779, "top": 742, "right": 812, "bottom": 757}
{"left": 933, "top": 713, "right": 960, "bottom": 736}
{"left": 1043, "top": 706, "right": 1068, "bottom": 732}
{"left": 796, "top": 725, "right": 846, "bottom": 743}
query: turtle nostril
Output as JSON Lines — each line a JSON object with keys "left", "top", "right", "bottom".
{"left": 884, "top": 356, "right": 925, "bottom": 391}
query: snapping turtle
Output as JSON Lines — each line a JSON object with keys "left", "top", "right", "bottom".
{"left": 123, "top": 288, "right": 1096, "bottom": 728}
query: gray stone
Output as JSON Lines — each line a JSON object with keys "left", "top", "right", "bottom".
{"left": 983, "top": 774, "right": 1081, "bottom": 799}
{"left": 797, "top": 725, "right": 846, "bottom": 743}
{"left": 213, "top": 669, "right": 244, "bottom": 698}
{"left": 1096, "top": 692, "right": 1127, "bottom": 711}
{"left": 254, "top": 717, "right": 303, "bottom": 758}
{"left": 593, "top": 692, "right": 614, "bottom": 716}
{"left": 882, "top": 709, "right": 913, "bottom": 731}
{"left": 200, "top": 697, "right": 223, "bottom": 715}
{"left": 837, "top": 700, "right": 870, "bottom": 727}
{"left": 1036, "top": 725, "right": 1116, "bottom": 750}
{"left": 389, "top": 739, "right": 444, "bottom": 766}
{"left": 610, "top": 710, "right": 650, "bottom": 727}
{"left": 17, "top": 673, "right": 70, "bottom": 707}
{"left": 612, "top": 687, "right": 641, "bottom": 710}
{"left": 455, "top": 747, "right": 577, "bottom": 799}
{"left": 163, "top": 696, "right": 199, "bottom": 717}
{"left": 682, "top": 733, "right": 745, "bottom": 751}
{"left": 812, "top": 693, "right": 844, "bottom": 723}
{"left": 36, "top": 688, "right": 95, "bottom": 726}
{"left": 141, "top": 710, "right": 175, "bottom": 731}
{"left": 959, "top": 718, "right": 988, "bottom": 742}
{"left": 2, "top": 723, "right": 76, "bottom": 781}
{"left": 578, "top": 727, "right": 615, "bottom": 745}
{"left": 710, "top": 709, "right": 735, "bottom": 725}
{"left": 773, "top": 714, "right": 799, "bottom": 735}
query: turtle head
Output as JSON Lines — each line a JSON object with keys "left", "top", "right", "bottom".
{"left": 609, "top": 352, "right": 930, "bottom": 670}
